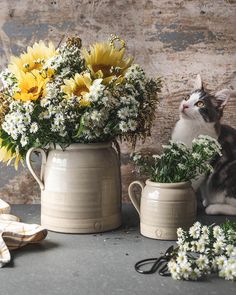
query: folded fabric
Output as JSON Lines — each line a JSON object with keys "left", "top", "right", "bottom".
{"left": 0, "top": 199, "right": 47, "bottom": 268}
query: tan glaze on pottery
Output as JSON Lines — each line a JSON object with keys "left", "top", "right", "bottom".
{"left": 128, "top": 180, "right": 197, "bottom": 240}
{"left": 26, "top": 142, "right": 121, "bottom": 233}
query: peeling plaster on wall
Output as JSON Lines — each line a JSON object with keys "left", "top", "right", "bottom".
{"left": 151, "top": 23, "right": 218, "bottom": 51}
{"left": 158, "top": 29, "right": 217, "bottom": 51}
{"left": 0, "top": 0, "right": 235, "bottom": 203}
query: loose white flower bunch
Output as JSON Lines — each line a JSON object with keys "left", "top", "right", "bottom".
{"left": 132, "top": 135, "right": 222, "bottom": 183}
{"left": 168, "top": 221, "right": 236, "bottom": 281}
{"left": 0, "top": 36, "right": 161, "bottom": 168}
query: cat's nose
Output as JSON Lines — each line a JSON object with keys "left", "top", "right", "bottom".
{"left": 183, "top": 104, "right": 189, "bottom": 110}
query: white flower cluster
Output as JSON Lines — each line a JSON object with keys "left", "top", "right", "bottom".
{"left": 2, "top": 101, "right": 36, "bottom": 147}
{"left": 40, "top": 87, "right": 79, "bottom": 138}
{"left": 131, "top": 152, "right": 142, "bottom": 162}
{"left": 118, "top": 102, "right": 139, "bottom": 133}
{"left": 192, "top": 134, "right": 222, "bottom": 157}
{"left": 212, "top": 226, "right": 236, "bottom": 280}
{"left": 0, "top": 69, "right": 18, "bottom": 95}
{"left": 218, "top": 255, "right": 236, "bottom": 280}
{"left": 162, "top": 141, "right": 188, "bottom": 153}
{"left": 131, "top": 135, "right": 222, "bottom": 183}
{"left": 40, "top": 95, "right": 67, "bottom": 137}
{"left": 44, "top": 41, "right": 85, "bottom": 80}
{"left": 40, "top": 61, "right": 148, "bottom": 144}
{"left": 125, "top": 64, "right": 146, "bottom": 82}
{"left": 168, "top": 222, "right": 236, "bottom": 281}
{"left": 74, "top": 73, "right": 142, "bottom": 142}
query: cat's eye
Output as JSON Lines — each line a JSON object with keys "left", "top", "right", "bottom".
{"left": 184, "top": 95, "right": 190, "bottom": 101}
{"left": 196, "top": 101, "right": 205, "bottom": 108}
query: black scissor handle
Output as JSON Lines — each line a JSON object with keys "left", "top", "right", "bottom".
{"left": 158, "top": 263, "right": 170, "bottom": 276}
{"left": 135, "top": 257, "right": 167, "bottom": 274}
{"left": 134, "top": 246, "right": 174, "bottom": 275}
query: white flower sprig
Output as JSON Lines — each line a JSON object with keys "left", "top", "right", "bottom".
{"left": 168, "top": 221, "right": 236, "bottom": 281}
{"left": 131, "top": 135, "right": 222, "bottom": 183}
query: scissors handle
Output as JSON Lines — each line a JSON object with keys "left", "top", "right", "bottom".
{"left": 135, "top": 246, "right": 174, "bottom": 275}
{"left": 159, "top": 263, "right": 170, "bottom": 276}
{"left": 135, "top": 257, "right": 167, "bottom": 274}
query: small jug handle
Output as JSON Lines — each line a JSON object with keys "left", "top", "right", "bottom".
{"left": 128, "top": 181, "right": 144, "bottom": 216}
{"left": 26, "top": 147, "right": 47, "bottom": 191}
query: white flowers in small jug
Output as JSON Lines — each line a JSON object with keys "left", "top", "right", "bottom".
{"left": 168, "top": 220, "right": 236, "bottom": 281}
{"left": 132, "top": 135, "right": 222, "bottom": 183}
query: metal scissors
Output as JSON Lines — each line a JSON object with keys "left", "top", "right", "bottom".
{"left": 134, "top": 246, "right": 174, "bottom": 276}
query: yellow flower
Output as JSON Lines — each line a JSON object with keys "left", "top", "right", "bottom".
{"left": 13, "top": 70, "right": 48, "bottom": 102}
{"left": 82, "top": 39, "right": 133, "bottom": 84}
{"left": 0, "top": 139, "right": 22, "bottom": 170}
{"left": 8, "top": 41, "right": 56, "bottom": 79}
{"left": 61, "top": 73, "right": 92, "bottom": 106}
{"left": 27, "top": 41, "right": 56, "bottom": 63}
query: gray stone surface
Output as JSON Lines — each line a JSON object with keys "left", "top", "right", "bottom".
{"left": 0, "top": 0, "right": 236, "bottom": 204}
{"left": 1, "top": 204, "right": 236, "bottom": 295}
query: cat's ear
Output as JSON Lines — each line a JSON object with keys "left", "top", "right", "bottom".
{"left": 193, "top": 74, "right": 203, "bottom": 91}
{"left": 215, "top": 89, "right": 236, "bottom": 109}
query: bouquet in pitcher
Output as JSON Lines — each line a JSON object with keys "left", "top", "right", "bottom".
{"left": 0, "top": 35, "right": 161, "bottom": 169}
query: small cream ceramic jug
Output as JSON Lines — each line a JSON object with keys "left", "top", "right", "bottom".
{"left": 128, "top": 180, "right": 197, "bottom": 240}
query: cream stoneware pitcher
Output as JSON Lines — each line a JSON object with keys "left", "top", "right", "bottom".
{"left": 128, "top": 180, "right": 197, "bottom": 240}
{"left": 26, "top": 142, "right": 121, "bottom": 233}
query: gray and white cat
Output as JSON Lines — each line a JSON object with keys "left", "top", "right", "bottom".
{"left": 172, "top": 74, "right": 236, "bottom": 215}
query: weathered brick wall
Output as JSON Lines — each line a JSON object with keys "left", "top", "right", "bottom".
{"left": 0, "top": 0, "right": 235, "bottom": 203}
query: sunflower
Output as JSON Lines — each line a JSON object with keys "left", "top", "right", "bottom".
{"left": 8, "top": 41, "right": 56, "bottom": 79}
{"left": 0, "top": 139, "right": 22, "bottom": 170}
{"left": 61, "top": 73, "right": 92, "bottom": 107}
{"left": 13, "top": 70, "right": 48, "bottom": 102}
{"left": 82, "top": 37, "right": 133, "bottom": 84}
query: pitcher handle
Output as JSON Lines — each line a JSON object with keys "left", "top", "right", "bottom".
{"left": 112, "top": 139, "right": 121, "bottom": 163}
{"left": 128, "top": 181, "right": 144, "bottom": 216}
{"left": 26, "top": 147, "right": 47, "bottom": 191}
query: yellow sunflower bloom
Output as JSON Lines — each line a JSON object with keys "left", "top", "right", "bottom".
{"left": 61, "top": 73, "right": 92, "bottom": 107}
{"left": 0, "top": 139, "right": 22, "bottom": 170}
{"left": 27, "top": 41, "right": 56, "bottom": 63}
{"left": 8, "top": 41, "right": 56, "bottom": 79}
{"left": 82, "top": 38, "right": 133, "bottom": 84}
{"left": 13, "top": 70, "right": 48, "bottom": 102}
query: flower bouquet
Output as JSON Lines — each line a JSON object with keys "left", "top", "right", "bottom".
{"left": 132, "top": 135, "right": 222, "bottom": 183}
{"left": 135, "top": 220, "right": 236, "bottom": 281}
{"left": 168, "top": 220, "right": 236, "bottom": 281}
{"left": 128, "top": 135, "right": 222, "bottom": 240}
{"left": 0, "top": 35, "right": 161, "bottom": 169}
{"left": 0, "top": 35, "right": 161, "bottom": 233}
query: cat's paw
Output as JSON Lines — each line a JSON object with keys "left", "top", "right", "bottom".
{"left": 205, "top": 205, "right": 218, "bottom": 215}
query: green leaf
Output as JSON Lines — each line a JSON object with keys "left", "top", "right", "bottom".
{"left": 74, "top": 116, "right": 84, "bottom": 139}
